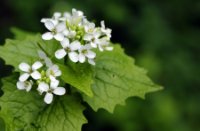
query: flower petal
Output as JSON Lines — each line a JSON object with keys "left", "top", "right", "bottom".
{"left": 84, "top": 43, "right": 92, "bottom": 49}
{"left": 49, "top": 75, "right": 56, "bottom": 81}
{"left": 32, "top": 61, "right": 43, "bottom": 70}
{"left": 19, "top": 73, "right": 30, "bottom": 82}
{"left": 41, "top": 18, "right": 48, "bottom": 23}
{"left": 16, "top": 81, "right": 25, "bottom": 90}
{"left": 54, "top": 33, "right": 64, "bottom": 41}
{"left": 61, "top": 38, "right": 70, "bottom": 48}
{"left": 98, "top": 45, "right": 104, "bottom": 52}
{"left": 78, "top": 54, "right": 86, "bottom": 63}
{"left": 42, "top": 32, "right": 53, "bottom": 40}
{"left": 44, "top": 20, "right": 55, "bottom": 31}
{"left": 50, "top": 79, "right": 59, "bottom": 89}
{"left": 19, "top": 62, "right": 31, "bottom": 72}
{"left": 83, "top": 34, "right": 92, "bottom": 41}
{"left": 72, "top": 8, "right": 83, "bottom": 16}
{"left": 94, "top": 31, "right": 101, "bottom": 38}
{"left": 90, "top": 42, "right": 97, "bottom": 48}
{"left": 64, "top": 12, "right": 71, "bottom": 18}
{"left": 101, "top": 20, "right": 105, "bottom": 29}
{"left": 31, "top": 71, "right": 41, "bottom": 80}
{"left": 38, "top": 50, "right": 47, "bottom": 59}
{"left": 63, "top": 29, "right": 69, "bottom": 36}
{"left": 44, "top": 93, "right": 53, "bottom": 104}
{"left": 38, "top": 82, "right": 49, "bottom": 93}
{"left": 85, "top": 22, "right": 95, "bottom": 33}
{"left": 51, "top": 64, "right": 59, "bottom": 71}
{"left": 56, "top": 22, "right": 66, "bottom": 32}
{"left": 70, "top": 41, "right": 81, "bottom": 51}
{"left": 90, "top": 22, "right": 95, "bottom": 29}
{"left": 88, "top": 59, "right": 96, "bottom": 66}
{"left": 45, "top": 58, "right": 53, "bottom": 67}
{"left": 55, "top": 49, "right": 67, "bottom": 59}
{"left": 68, "top": 30, "right": 76, "bottom": 38}
{"left": 25, "top": 82, "right": 32, "bottom": 92}
{"left": 86, "top": 50, "right": 96, "bottom": 59}
{"left": 51, "top": 65, "right": 61, "bottom": 77}
{"left": 68, "top": 52, "right": 79, "bottom": 62}
{"left": 17, "top": 81, "right": 32, "bottom": 92}
{"left": 53, "top": 87, "right": 66, "bottom": 95}
{"left": 53, "top": 12, "right": 61, "bottom": 19}
{"left": 106, "top": 46, "right": 114, "bottom": 51}
{"left": 51, "top": 20, "right": 59, "bottom": 25}
{"left": 55, "top": 70, "right": 62, "bottom": 76}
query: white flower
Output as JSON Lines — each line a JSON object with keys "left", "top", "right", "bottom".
{"left": 78, "top": 44, "right": 96, "bottom": 63}
{"left": 101, "top": 21, "right": 112, "bottom": 39}
{"left": 38, "top": 50, "right": 53, "bottom": 67}
{"left": 41, "top": 9, "right": 113, "bottom": 65}
{"left": 19, "top": 61, "right": 43, "bottom": 82}
{"left": 37, "top": 81, "right": 66, "bottom": 104}
{"left": 55, "top": 38, "right": 81, "bottom": 62}
{"left": 83, "top": 30, "right": 101, "bottom": 48}
{"left": 59, "top": 12, "right": 71, "bottom": 21}
{"left": 46, "top": 65, "right": 62, "bottom": 78}
{"left": 64, "top": 29, "right": 76, "bottom": 38}
{"left": 72, "top": 8, "right": 84, "bottom": 17}
{"left": 17, "top": 80, "right": 33, "bottom": 92}
{"left": 53, "top": 12, "right": 62, "bottom": 20}
{"left": 42, "top": 20, "right": 66, "bottom": 41}
{"left": 41, "top": 18, "right": 58, "bottom": 25}
{"left": 41, "top": 12, "right": 62, "bottom": 25}
{"left": 97, "top": 37, "right": 113, "bottom": 52}
{"left": 69, "top": 8, "right": 84, "bottom": 26}
{"left": 84, "top": 21, "right": 96, "bottom": 34}
{"left": 41, "top": 17, "right": 59, "bottom": 27}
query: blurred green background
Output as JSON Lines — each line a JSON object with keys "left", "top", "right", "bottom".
{"left": 0, "top": 0, "right": 200, "bottom": 131}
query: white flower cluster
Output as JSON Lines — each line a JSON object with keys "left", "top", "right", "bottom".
{"left": 41, "top": 9, "right": 113, "bottom": 65}
{"left": 16, "top": 51, "right": 66, "bottom": 104}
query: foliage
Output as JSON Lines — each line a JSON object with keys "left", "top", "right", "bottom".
{"left": 1, "top": 0, "right": 199, "bottom": 131}
{"left": 0, "top": 29, "right": 161, "bottom": 130}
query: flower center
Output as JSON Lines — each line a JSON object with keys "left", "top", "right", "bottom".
{"left": 24, "top": 81, "right": 30, "bottom": 88}
{"left": 52, "top": 28, "right": 57, "bottom": 35}
{"left": 88, "top": 28, "right": 94, "bottom": 33}
{"left": 65, "top": 47, "right": 71, "bottom": 52}
{"left": 67, "top": 22, "right": 85, "bottom": 42}
{"left": 50, "top": 70, "right": 55, "bottom": 76}
{"left": 81, "top": 49, "right": 87, "bottom": 54}
{"left": 48, "top": 88, "right": 54, "bottom": 93}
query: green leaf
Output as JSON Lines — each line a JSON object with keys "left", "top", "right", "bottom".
{"left": 59, "top": 62, "right": 94, "bottom": 97}
{"left": 0, "top": 29, "right": 162, "bottom": 116}
{"left": 83, "top": 45, "right": 163, "bottom": 113}
{"left": 0, "top": 75, "right": 87, "bottom": 131}
{"left": 11, "top": 27, "right": 35, "bottom": 40}
{"left": 0, "top": 75, "right": 45, "bottom": 130}
{"left": 0, "top": 31, "right": 60, "bottom": 71}
{"left": 0, "top": 29, "right": 93, "bottom": 96}
{"left": 0, "top": 118, "right": 5, "bottom": 131}
{"left": 36, "top": 94, "right": 87, "bottom": 131}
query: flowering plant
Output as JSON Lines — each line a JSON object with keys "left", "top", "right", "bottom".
{"left": 0, "top": 9, "right": 162, "bottom": 131}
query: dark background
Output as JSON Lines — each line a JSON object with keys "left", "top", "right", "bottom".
{"left": 0, "top": 0, "right": 200, "bottom": 131}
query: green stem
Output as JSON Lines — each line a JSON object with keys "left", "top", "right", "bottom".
{"left": 36, "top": 42, "right": 50, "bottom": 57}
{"left": 64, "top": 56, "right": 68, "bottom": 65}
